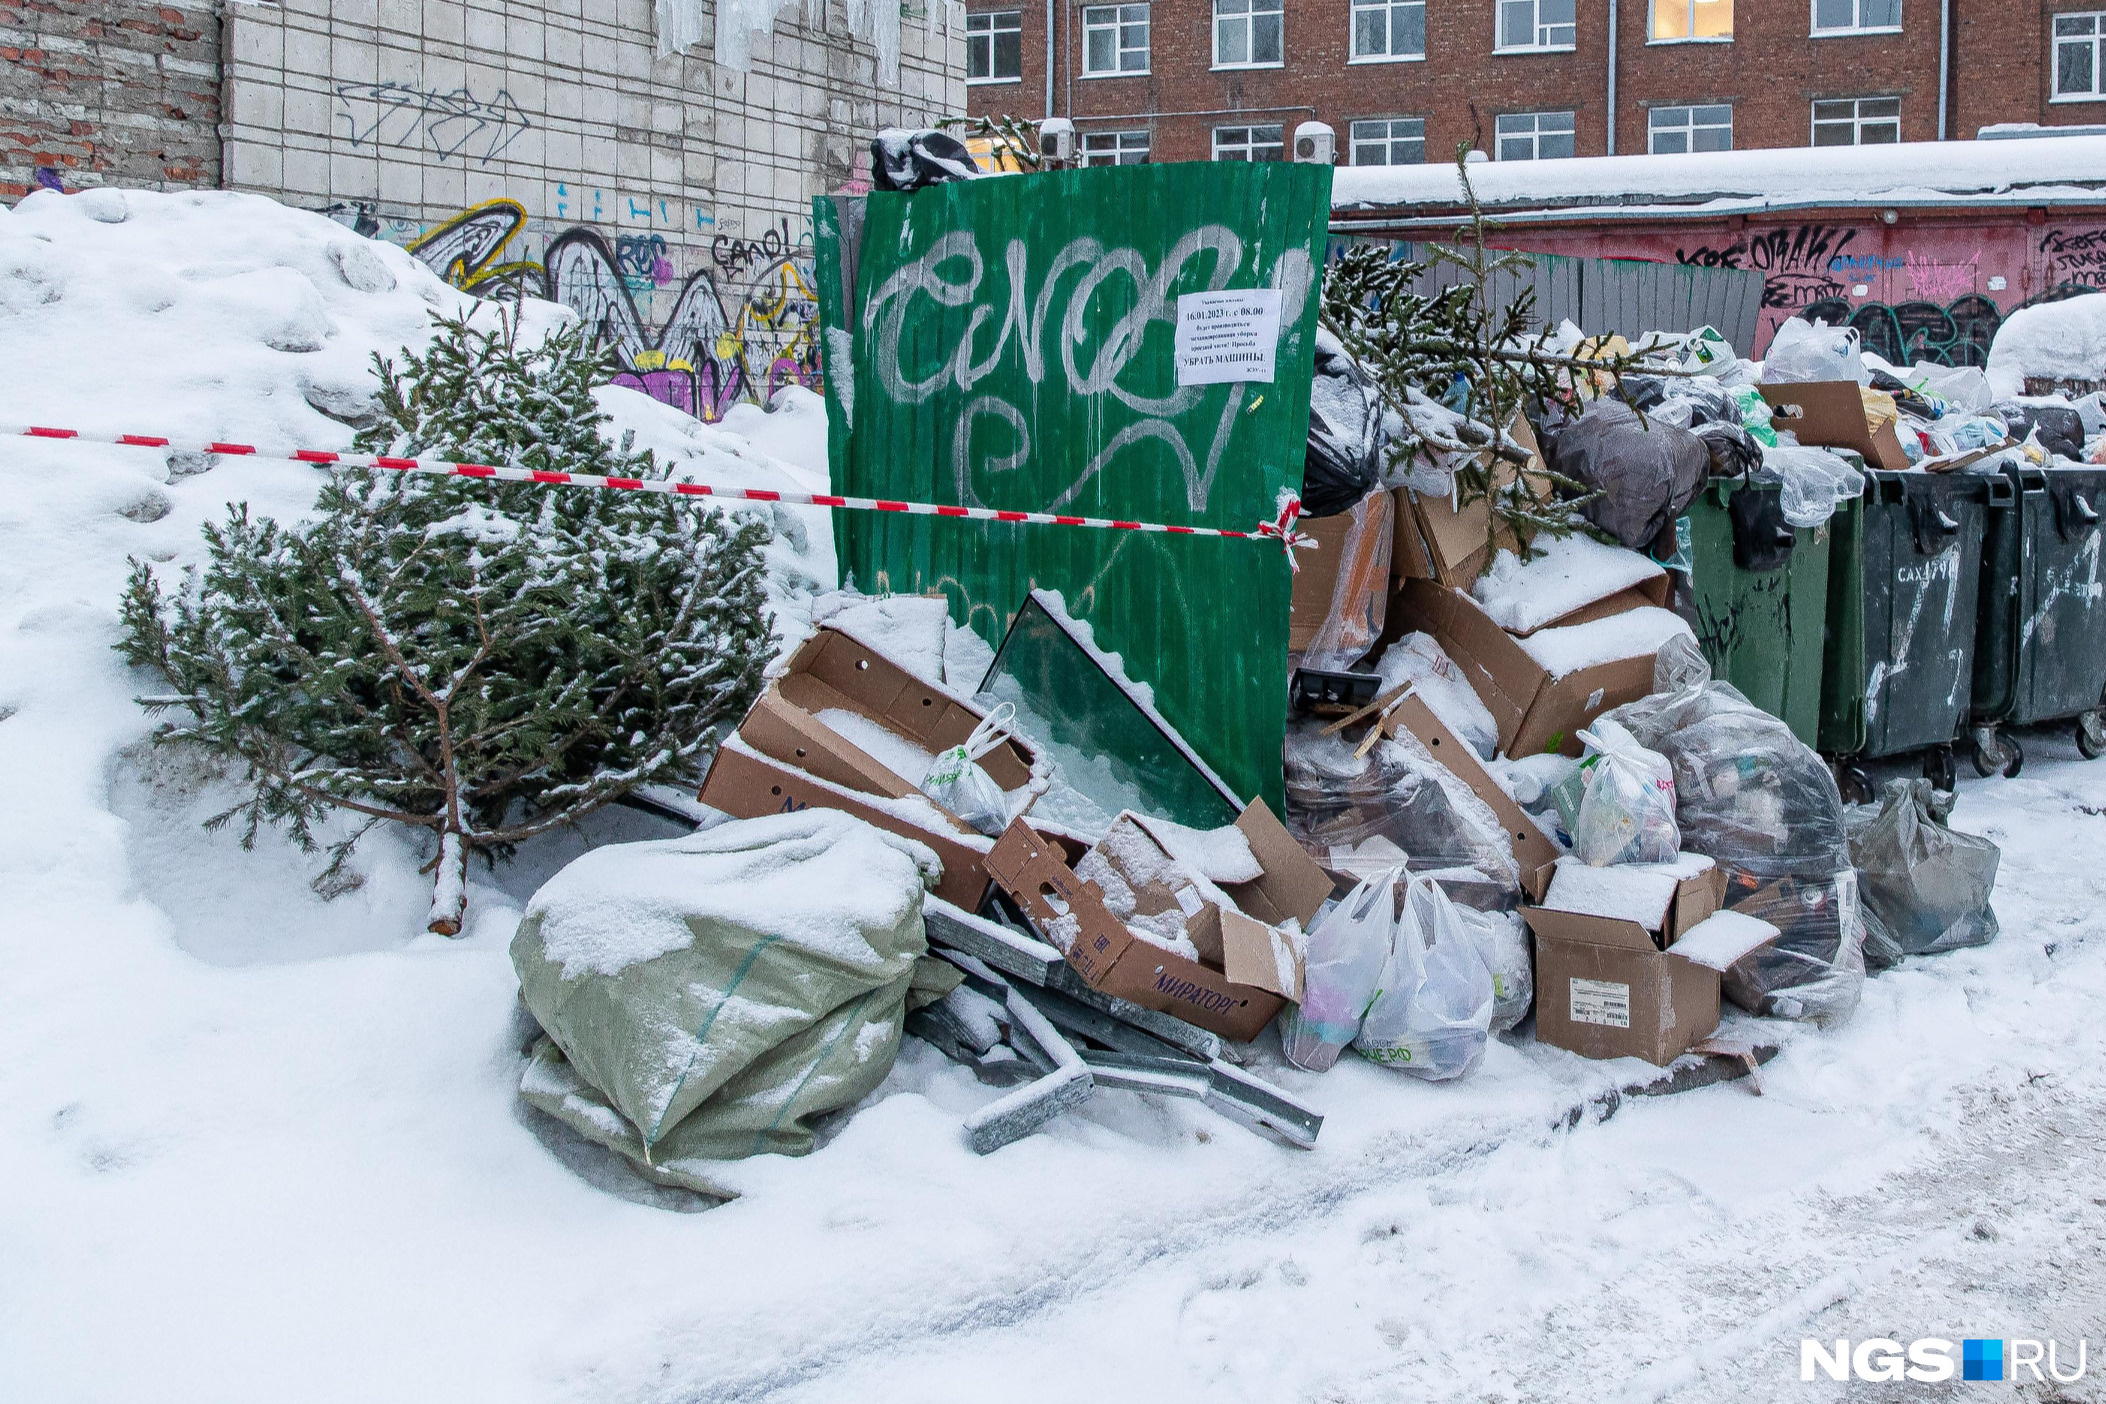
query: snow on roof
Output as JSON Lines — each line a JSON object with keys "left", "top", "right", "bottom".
{"left": 1331, "top": 136, "right": 2106, "bottom": 225}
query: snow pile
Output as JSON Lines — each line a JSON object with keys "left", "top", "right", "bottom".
{"left": 1986, "top": 293, "right": 2106, "bottom": 396}
{"left": 1470, "top": 536, "right": 1665, "bottom": 635}
{"left": 1516, "top": 605, "right": 1695, "bottom": 680}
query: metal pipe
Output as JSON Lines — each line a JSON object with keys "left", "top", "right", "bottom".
{"left": 1045, "top": 0, "right": 1055, "bottom": 117}
{"left": 1607, "top": 0, "right": 1619, "bottom": 155}
{"left": 1938, "top": 0, "right": 1952, "bottom": 140}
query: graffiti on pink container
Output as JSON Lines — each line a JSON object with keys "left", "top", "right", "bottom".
{"left": 1905, "top": 251, "right": 1980, "bottom": 303}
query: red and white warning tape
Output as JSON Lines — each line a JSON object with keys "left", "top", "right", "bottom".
{"left": 0, "top": 422, "right": 1317, "bottom": 567}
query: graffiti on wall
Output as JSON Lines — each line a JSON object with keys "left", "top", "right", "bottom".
{"left": 335, "top": 82, "right": 532, "bottom": 165}
{"left": 1676, "top": 224, "right": 1862, "bottom": 309}
{"left": 396, "top": 198, "right": 821, "bottom": 422}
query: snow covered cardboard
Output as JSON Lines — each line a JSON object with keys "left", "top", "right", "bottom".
{"left": 1391, "top": 414, "right": 1549, "bottom": 590}
{"left": 1380, "top": 693, "right": 1562, "bottom": 902}
{"left": 986, "top": 802, "right": 1333, "bottom": 1042}
{"left": 1759, "top": 381, "right": 1912, "bottom": 473}
{"left": 1524, "top": 857, "right": 1777, "bottom": 1066}
{"left": 1388, "top": 579, "right": 1663, "bottom": 759}
{"left": 698, "top": 625, "right": 1041, "bottom": 909}
{"left": 1468, "top": 536, "right": 1671, "bottom": 638}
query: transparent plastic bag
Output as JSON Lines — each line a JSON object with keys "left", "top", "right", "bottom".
{"left": 1754, "top": 444, "right": 1865, "bottom": 529}
{"left": 919, "top": 702, "right": 1017, "bottom": 836}
{"left": 1283, "top": 719, "right": 1519, "bottom": 888}
{"left": 1846, "top": 778, "right": 2000, "bottom": 966}
{"left": 1571, "top": 718, "right": 1680, "bottom": 867}
{"left": 1456, "top": 905, "right": 1532, "bottom": 1034}
{"left": 1353, "top": 879, "right": 1495, "bottom": 1081}
{"left": 1279, "top": 870, "right": 1399, "bottom": 1072}
{"left": 1763, "top": 317, "right": 1867, "bottom": 386}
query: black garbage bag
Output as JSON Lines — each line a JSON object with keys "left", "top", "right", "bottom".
{"left": 1991, "top": 399, "right": 2085, "bottom": 461}
{"left": 1869, "top": 369, "right": 1938, "bottom": 420}
{"left": 1846, "top": 778, "right": 1999, "bottom": 971}
{"left": 871, "top": 129, "right": 981, "bottom": 192}
{"left": 1303, "top": 327, "right": 1383, "bottom": 518}
{"left": 1692, "top": 419, "right": 1764, "bottom": 480}
{"left": 1548, "top": 400, "right": 1709, "bottom": 549}
{"left": 1602, "top": 637, "right": 1865, "bottom": 1024}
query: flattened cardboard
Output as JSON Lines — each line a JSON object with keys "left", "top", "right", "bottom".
{"left": 1759, "top": 380, "right": 1912, "bottom": 473}
{"left": 1507, "top": 572, "right": 1672, "bottom": 638}
{"left": 1289, "top": 492, "right": 1393, "bottom": 653}
{"left": 1392, "top": 415, "right": 1550, "bottom": 589}
{"left": 1381, "top": 693, "right": 1562, "bottom": 902}
{"left": 984, "top": 802, "right": 1330, "bottom": 1043}
{"left": 1385, "top": 579, "right": 1657, "bottom": 759}
{"left": 697, "top": 740, "right": 997, "bottom": 910}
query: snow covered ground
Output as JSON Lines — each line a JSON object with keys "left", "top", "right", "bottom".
{"left": 5, "top": 189, "right": 2105, "bottom": 1403}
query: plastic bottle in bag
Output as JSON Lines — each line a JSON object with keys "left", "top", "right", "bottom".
{"left": 919, "top": 703, "right": 1018, "bottom": 837}
{"left": 1456, "top": 905, "right": 1532, "bottom": 1035}
{"left": 1571, "top": 719, "right": 1680, "bottom": 867}
{"left": 1353, "top": 879, "right": 1495, "bottom": 1081}
{"left": 1279, "top": 870, "right": 1399, "bottom": 1072}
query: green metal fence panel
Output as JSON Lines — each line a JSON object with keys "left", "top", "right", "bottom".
{"left": 814, "top": 163, "right": 1333, "bottom": 814}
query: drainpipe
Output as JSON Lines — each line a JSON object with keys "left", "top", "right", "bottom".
{"left": 1606, "top": 0, "right": 1619, "bottom": 155}
{"left": 1045, "top": 0, "right": 1055, "bottom": 117}
{"left": 1937, "top": 0, "right": 1951, "bottom": 139}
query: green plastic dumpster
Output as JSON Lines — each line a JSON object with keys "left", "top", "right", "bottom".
{"left": 1969, "top": 462, "right": 2106, "bottom": 774}
{"left": 1686, "top": 479, "right": 1836, "bottom": 749}
{"left": 1819, "top": 470, "right": 2011, "bottom": 795}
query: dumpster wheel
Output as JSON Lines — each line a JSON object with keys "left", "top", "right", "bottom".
{"left": 1970, "top": 727, "right": 2023, "bottom": 780}
{"left": 2079, "top": 711, "right": 2105, "bottom": 761}
{"left": 1835, "top": 763, "right": 1875, "bottom": 806}
{"left": 1927, "top": 744, "right": 1959, "bottom": 792}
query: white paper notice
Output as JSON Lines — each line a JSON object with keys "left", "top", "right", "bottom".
{"left": 1174, "top": 289, "right": 1281, "bottom": 386}
{"left": 1569, "top": 977, "right": 1632, "bottom": 1029}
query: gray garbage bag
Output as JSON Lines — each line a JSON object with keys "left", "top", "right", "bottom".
{"left": 1846, "top": 778, "right": 2000, "bottom": 970}
{"left": 511, "top": 811, "right": 951, "bottom": 1196}
{"left": 1602, "top": 640, "right": 1865, "bottom": 1025}
{"left": 1283, "top": 718, "right": 1520, "bottom": 890}
{"left": 1548, "top": 400, "right": 1709, "bottom": 549}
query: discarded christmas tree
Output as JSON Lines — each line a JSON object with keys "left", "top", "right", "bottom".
{"left": 119, "top": 310, "right": 775, "bottom": 934}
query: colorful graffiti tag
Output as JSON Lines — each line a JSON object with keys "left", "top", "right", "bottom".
{"left": 393, "top": 198, "right": 821, "bottom": 422}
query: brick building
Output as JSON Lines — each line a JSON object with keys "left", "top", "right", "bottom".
{"left": 964, "top": 0, "right": 2106, "bottom": 167}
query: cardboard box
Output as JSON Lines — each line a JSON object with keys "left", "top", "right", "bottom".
{"left": 1759, "top": 381, "right": 1912, "bottom": 473}
{"left": 1524, "top": 860, "right": 1777, "bottom": 1066}
{"left": 1386, "top": 579, "right": 1658, "bottom": 758}
{"left": 1505, "top": 570, "right": 1671, "bottom": 638}
{"left": 1393, "top": 415, "right": 1551, "bottom": 589}
{"left": 985, "top": 802, "right": 1334, "bottom": 1043}
{"left": 699, "top": 738, "right": 1001, "bottom": 910}
{"left": 1381, "top": 692, "right": 1562, "bottom": 902}
{"left": 1289, "top": 490, "right": 1393, "bottom": 654}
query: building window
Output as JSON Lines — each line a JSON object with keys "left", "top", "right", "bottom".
{"left": 2056, "top": 13, "right": 2106, "bottom": 99}
{"left": 1649, "top": 103, "right": 1733, "bottom": 152}
{"left": 1081, "top": 129, "right": 1151, "bottom": 164}
{"left": 1213, "top": 123, "right": 1285, "bottom": 160}
{"left": 1812, "top": 0, "right": 1900, "bottom": 33}
{"left": 1812, "top": 95, "right": 1901, "bottom": 143}
{"left": 1496, "top": 0, "right": 1577, "bottom": 50}
{"left": 1349, "top": 117, "right": 1427, "bottom": 164}
{"left": 1651, "top": 0, "right": 1732, "bottom": 41}
{"left": 1214, "top": 0, "right": 1284, "bottom": 67}
{"left": 1495, "top": 111, "right": 1576, "bottom": 159}
{"left": 1081, "top": 2, "right": 1149, "bottom": 74}
{"left": 967, "top": 10, "right": 1023, "bottom": 81}
{"left": 1352, "top": 0, "right": 1427, "bottom": 59}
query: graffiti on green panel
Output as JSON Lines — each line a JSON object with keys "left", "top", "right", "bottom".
{"left": 817, "top": 163, "right": 1332, "bottom": 812}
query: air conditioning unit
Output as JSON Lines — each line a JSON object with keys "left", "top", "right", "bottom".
{"left": 1038, "top": 117, "right": 1076, "bottom": 165}
{"left": 1292, "top": 121, "right": 1335, "bottom": 164}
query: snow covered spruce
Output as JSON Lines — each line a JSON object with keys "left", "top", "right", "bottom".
{"left": 116, "top": 309, "right": 775, "bottom": 934}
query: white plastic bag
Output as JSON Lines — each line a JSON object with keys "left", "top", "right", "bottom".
{"left": 919, "top": 702, "right": 1017, "bottom": 836}
{"left": 1456, "top": 906, "right": 1533, "bottom": 1034}
{"left": 1279, "top": 870, "right": 1398, "bottom": 1072}
{"left": 1763, "top": 317, "right": 1867, "bottom": 386}
{"left": 1755, "top": 444, "right": 1866, "bottom": 529}
{"left": 1354, "top": 879, "right": 1495, "bottom": 1081}
{"left": 1572, "top": 718, "right": 1680, "bottom": 866}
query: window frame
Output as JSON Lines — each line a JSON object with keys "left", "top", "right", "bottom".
{"left": 1212, "top": 123, "right": 1286, "bottom": 161}
{"left": 2054, "top": 12, "right": 2106, "bottom": 102}
{"left": 1348, "top": 116, "right": 1428, "bottom": 165}
{"left": 1494, "top": 0, "right": 1578, "bottom": 52}
{"left": 1810, "top": 0, "right": 1902, "bottom": 37}
{"left": 1079, "top": 129, "right": 1152, "bottom": 165}
{"left": 1647, "top": 0, "right": 1733, "bottom": 43}
{"left": 1810, "top": 95, "right": 1902, "bottom": 145}
{"left": 1494, "top": 109, "right": 1577, "bottom": 159}
{"left": 966, "top": 9, "right": 1024, "bottom": 83}
{"left": 1212, "top": 0, "right": 1286, "bottom": 70}
{"left": 1079, "top": 1, "right": 1150, "bottom": 76}
{"left": 1647, "top": 103, "right": 1734, "bottom": 153}
{"left": 1349, "top": 0, "right": 1429, "bottom": 62}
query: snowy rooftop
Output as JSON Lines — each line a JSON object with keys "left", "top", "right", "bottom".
{"left": 1331, "top": 135, "right": 2106, "bottom": 225}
